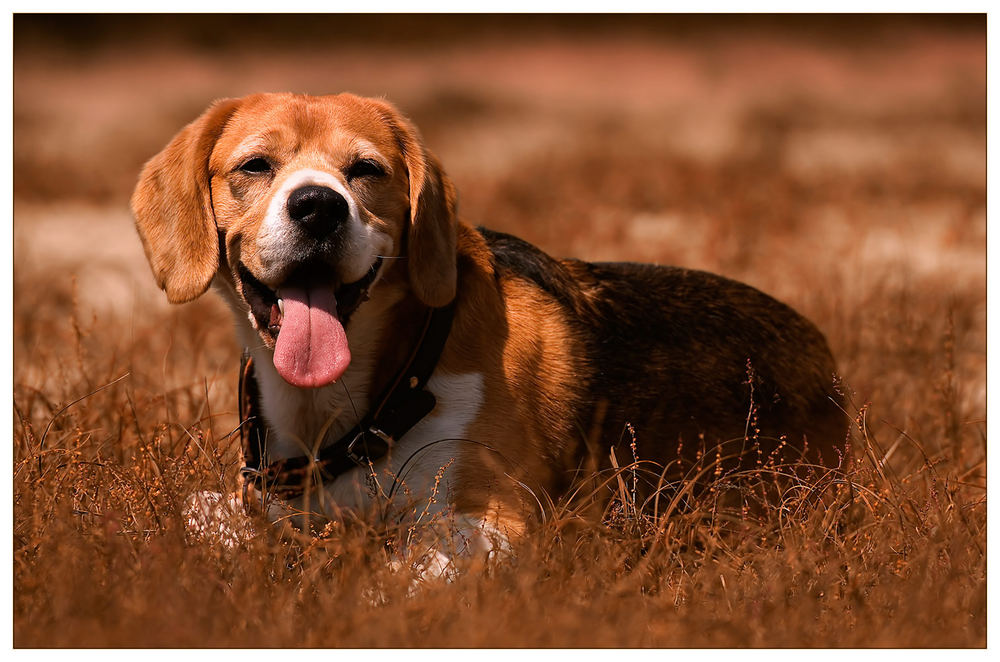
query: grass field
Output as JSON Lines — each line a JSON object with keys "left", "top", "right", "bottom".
{"left": 13, "top": 15, "right": 986, "bottom": 647}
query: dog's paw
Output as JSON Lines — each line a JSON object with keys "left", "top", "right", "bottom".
{"left": 182, "top": 490, "right": 252, "bottom": 548}
{"left": 390, "top": 548, "right": 458, "bottom": 585}
{"left": 360, "top": 549, "right": 456, "bottom": 605}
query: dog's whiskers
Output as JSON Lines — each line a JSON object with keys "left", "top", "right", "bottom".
{"left": 340, "top": 380, "right": 363, "bottom": 429}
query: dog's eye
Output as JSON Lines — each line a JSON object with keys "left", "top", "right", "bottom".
{"left": 238, "top": 157, "right": 272, "bottom": 174}
{"left": 346, "top": 159, "right": 386, "bottom": 181}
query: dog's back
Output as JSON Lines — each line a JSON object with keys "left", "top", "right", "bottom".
{"left": 481, "top": 228, "right": 845, "bottom": 485}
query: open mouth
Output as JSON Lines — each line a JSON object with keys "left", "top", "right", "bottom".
{"left": 237, "top": 257, "right": 383, "bottom": 388}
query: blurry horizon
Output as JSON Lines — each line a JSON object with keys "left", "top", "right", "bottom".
{"left": 15, "top": 13, "right": 983, "bottom": 51}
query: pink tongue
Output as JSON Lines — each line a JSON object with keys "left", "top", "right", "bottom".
{"left": 273, "top": 286, "right": 351, "bottom": 388}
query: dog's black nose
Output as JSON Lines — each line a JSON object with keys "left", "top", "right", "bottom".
{"left": 286, "top": 185, "right": 349, "bottom": 234}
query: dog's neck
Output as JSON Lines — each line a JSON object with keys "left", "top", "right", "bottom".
{"left": 213, "top": 275, "right": 430, "bottom": 462}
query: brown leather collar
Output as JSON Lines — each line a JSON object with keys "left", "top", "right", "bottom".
{"left": 237, "top": 301, "right": 456, "bottom": 507}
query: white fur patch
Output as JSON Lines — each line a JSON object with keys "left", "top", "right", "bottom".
{"left": 313, "top": 371, "right": 486, "bottom": 515}
{"left": 384, "top": 372, "right": 485, "bottom": 507}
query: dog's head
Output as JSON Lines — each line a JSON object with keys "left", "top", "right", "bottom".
{"left": 132, "top": 93, "right": 457, "bottom": 388}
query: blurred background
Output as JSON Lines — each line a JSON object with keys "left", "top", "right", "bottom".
{"left": 12, "top": 14, "right": 986, "bottom": 647}
{"left": 14, "top": 13, "right": 985, "bottom": 418}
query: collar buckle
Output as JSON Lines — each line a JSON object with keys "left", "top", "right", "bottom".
{"left": 345, "top": 427, "right": 395, "bottom": 467}
{"left": 239, "top": 465, "right": 263, "bottom": 481}
{"left": 239, "top": 466, "right": 265, "bottom": 516}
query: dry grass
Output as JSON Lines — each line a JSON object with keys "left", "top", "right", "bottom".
{"left": 13, "top": 15, "right": 985, "bottom": 647}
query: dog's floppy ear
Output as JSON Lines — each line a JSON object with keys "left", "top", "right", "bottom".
{"left": 406, "top": 148, "right": 458, "bottom": 307}
{"left": 377, "top": 102, "right": 458, "bottom": 308}
{"left": 131, "top": 98, "right": 242, "bottom": 304}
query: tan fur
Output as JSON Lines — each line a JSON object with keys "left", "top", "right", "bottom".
{"left": 369, "top": 100, "right": 459, "bottom": 308}
{"left": 422, "top": 226, "right": 583, "bottom": 530}
{"left": 132, "top": 98, "right": 243, "bottom": 303}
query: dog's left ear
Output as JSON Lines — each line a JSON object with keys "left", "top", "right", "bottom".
{"left": 131, "top": 98, "right": 242, "bottom": 304}
{"left": 406, "top": 149, "right": 458, "bottom": 307}
{"left": 375, "top": 101, "right": 458, "bottom": 308}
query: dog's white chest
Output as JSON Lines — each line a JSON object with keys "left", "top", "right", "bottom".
{"left": 318, "top": 371, "right": 485, "bottom": 514}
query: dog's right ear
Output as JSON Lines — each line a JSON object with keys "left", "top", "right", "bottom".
{"left": 131, "top": 98, "right": 242, "bottom": 304}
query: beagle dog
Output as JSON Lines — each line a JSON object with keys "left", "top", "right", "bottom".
{"left": 132, "top": 93, "right": 845, "bottom": 563}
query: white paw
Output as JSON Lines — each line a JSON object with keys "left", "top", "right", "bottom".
{"left": 182, "top": 490, "right": 252, "bottom": 548}
{"left": 390, "top": 548, "right": 458, "bottom": 585}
